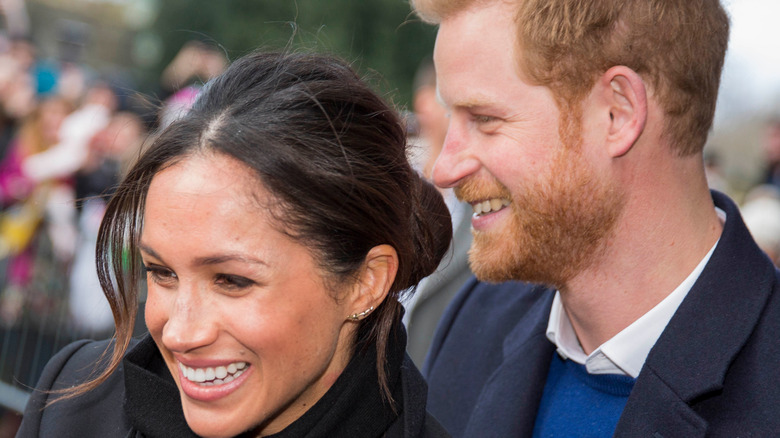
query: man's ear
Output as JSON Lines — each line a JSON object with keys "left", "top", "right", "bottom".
{"left": 345, "top": 244, "right": 398, "bottom": 322}
{"left": 599, "top": 66, "right": 647, "bottom": 158}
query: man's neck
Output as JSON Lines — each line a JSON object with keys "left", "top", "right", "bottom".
{"left": 558, "top": 160, "right": 724, "bottom": 355}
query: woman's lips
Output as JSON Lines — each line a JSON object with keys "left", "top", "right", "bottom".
{"left": 177, "top": 360, "right": 253, "bottom": 402}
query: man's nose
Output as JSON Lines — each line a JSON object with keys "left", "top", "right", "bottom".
{"left": 432, "top": 119, "right": 480, "bottom": 189}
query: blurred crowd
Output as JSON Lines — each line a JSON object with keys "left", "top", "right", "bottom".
{"left": 0, "top": 5, "right": 227, "bottom": 431}
{"left": 1, "top": 33, "right": 147, "bottom": 337}
{"left": 706, "top": 116, "right": 780, "bottom": 267}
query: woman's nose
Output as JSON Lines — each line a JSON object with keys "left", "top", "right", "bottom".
{"left": 161, "top": 286, "right": 218, "bottom": 353}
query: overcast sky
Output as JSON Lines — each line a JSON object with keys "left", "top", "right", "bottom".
{"left": 716, "top": 0, "right": 780, "bottom": 123}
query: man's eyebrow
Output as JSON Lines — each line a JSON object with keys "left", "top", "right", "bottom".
{"left": 444, "top": 95, "right": 495, "bottom": 112}
{"left": 459, "top": 97, "right": 492, "bottom": 108}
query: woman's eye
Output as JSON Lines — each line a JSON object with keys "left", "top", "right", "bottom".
{"left": 143, "top": 265, "right": 177, "bottom": 286}
{"left": 215, "top": 274, "right": 255, "bottom": 290}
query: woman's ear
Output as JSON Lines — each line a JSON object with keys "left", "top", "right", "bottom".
{"left": 599, "top": 66, "right": 648, "bottom": 158}
{"left": 346, "top": 244, "right": 398, "bottom": 322}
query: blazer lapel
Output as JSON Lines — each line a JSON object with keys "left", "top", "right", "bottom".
{"left": 463, "top": 292, "right": 556, "bottom": 438}
{"left": 615, "top": 191, "right": 776, "bottom": 437}
{"left": 615, "top": 369, "right": 708, "bottom": 438}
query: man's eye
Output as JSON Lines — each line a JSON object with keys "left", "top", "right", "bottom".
{"left": 474, "top": 115, "right": 495, "bottom": 123}
{"left": 472, "top": 114, "right": 501, "bottom": 133}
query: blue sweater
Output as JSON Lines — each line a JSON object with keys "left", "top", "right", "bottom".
{"left": 532, "top": 353, "right": 636, "bottom": 437}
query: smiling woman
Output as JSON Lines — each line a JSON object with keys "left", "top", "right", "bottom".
{"left": 16, "top": 52, "right": 453, "bottom": 438}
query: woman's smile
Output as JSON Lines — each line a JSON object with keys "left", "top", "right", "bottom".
{"left": 176, "top": 360, "right": 253, "bottom": 402}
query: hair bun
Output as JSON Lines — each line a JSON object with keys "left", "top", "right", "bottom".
{"left": 405, "top": 175, "right": 453, "bottom": 289}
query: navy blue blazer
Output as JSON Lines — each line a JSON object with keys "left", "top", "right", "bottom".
{"left": 424, "top": 191, "right": 780, "bottom": 437}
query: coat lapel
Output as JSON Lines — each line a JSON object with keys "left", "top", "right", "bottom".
{"left": 463, "top": 292, "right": 556, "bottom": 438}
{"left": 615, "top": 191, "right": 776, "bottom": 437}
{"left": 616, "top": 369, "right": 708, "bottom": 437}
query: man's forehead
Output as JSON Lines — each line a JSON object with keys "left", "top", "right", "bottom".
{"left": 432, "top": 2, "right": 520, "bottom": 70}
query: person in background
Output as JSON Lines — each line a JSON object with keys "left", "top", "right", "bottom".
{"left": 703, "top": 148, "right": 733, "bottom": 197}
{"left": 18, "top": 51, "right": 452, "bottom": 438}
{"left": 403, "top": 57, "right": 473, "bottom": 367}
{"left": 0, "top": 96, "right": 72, "bottom": 325}
{"left": 158, "top": 41, "right": 227, "bottom": 129}
{"left": 761, "top": 116, "right": 780, "bottom": 188}
{"left": 741, "top": 184, "right": 780, "bottom": 266}
{"left": 21, "top": 81, "right": 115, "bottom": 185}
{"left": 68, "top": 111, "right": 147, "bottom": 339}
{"left": 0, "top": 36, "right": 36, "bottom": 160}
{"left": 412, "top": 0, "right": 780, "bottom": 436}
{"left": 0, "top": 0, "right": 30, "bottom": 40}
{"left": 0, "top": 96, "right": 72, "bottom": 208}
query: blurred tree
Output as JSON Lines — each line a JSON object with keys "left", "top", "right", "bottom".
{"left": 146, "top": 0, "right": 436, "bottom": 109}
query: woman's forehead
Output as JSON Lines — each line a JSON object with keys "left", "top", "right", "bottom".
{"left": 150, "top": 153, "right": 262, "bottom": 201}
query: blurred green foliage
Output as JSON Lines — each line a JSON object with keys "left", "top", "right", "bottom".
{"left": 150, "top": 0, "right": 436, "bottom": 108}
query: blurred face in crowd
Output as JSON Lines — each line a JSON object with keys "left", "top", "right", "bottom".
{"left": 414, "top": 83, "right": 450, "bottom": 179}
{"left": 91, "top": 113, "right": 144, "bottom": 158}
{"left": 1, "top": 72, "right": 35, "bottom": 119}
{"left": 9, "top": 39, "right": 36, "bottom": 71}
{"left": 432, "top": 2, "right": 624, "bottom": 286}
{"left": 764, "top": 122, "right": 780, "bottom": 166}
{"left": 38, "top": 98, "right": 71, "bottom": 146}
{"left": 142, "top": 153, "right": 356, "bottom": 437}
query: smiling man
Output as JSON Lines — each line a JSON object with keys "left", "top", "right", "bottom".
{"left": 412, "top": 0, "right": 780, "bottom": 436}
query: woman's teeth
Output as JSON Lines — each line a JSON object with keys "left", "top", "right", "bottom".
{"left": 472, "top": 198, "right": 510, "bottom": 216}
{"left": 179, "top": 362, "right": 248, "bottom": 386}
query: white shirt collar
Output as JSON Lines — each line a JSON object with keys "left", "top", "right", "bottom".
{"left": 545, "top": 208, "right": 725, "bottom": 377}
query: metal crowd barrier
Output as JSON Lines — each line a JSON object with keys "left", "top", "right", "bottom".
{"left": 0, "top": 231, "right": 118, "bottom": 415}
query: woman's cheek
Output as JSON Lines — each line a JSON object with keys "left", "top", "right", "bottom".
{"left": 144, "top": 288, "right": 167, "bottom": 339}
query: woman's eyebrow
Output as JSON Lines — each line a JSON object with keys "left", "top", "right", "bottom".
{"left": 193, "top": 254, "right": 269, "bottom": 267}
{"left": 139, "top": 243, "right": 268, "bottom": 267}
{"left": 138, "top": 242, "right": 162, "bottom": 260}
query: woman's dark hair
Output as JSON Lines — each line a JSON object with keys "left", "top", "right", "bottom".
{"left": 70, "top": 51, "right": 452, "bottom": 403}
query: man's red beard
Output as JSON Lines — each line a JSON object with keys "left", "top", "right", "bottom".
{"left": 455, "top": 146, "right": 625, "bottom": 288}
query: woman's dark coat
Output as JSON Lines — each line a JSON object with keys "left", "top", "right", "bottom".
{"left": 18, "top": 330, "right": 449, "bottom": 438}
